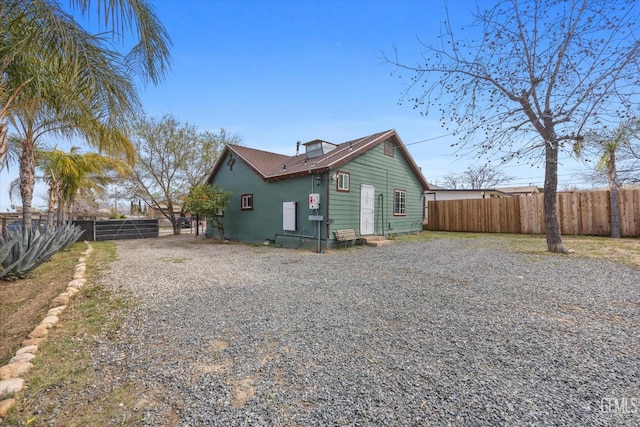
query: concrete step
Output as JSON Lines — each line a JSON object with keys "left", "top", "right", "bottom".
{"left": 362, "top": 236, "right": 393, "bottom": 247}
{"left": 366, "top": 239, "right": 393, "bottom": 247}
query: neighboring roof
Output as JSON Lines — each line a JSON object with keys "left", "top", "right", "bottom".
{"left": 426, "top": 183, "right": 447, "bottom": 190}
{"left": 149, "top": 200, "right": 183, "bottom": 211}
{"left": 495, "top": 185, "right": 540, "bottom": 195}
{"left": 425, "top": 188, "right": 511, "bottom": 197}
{"left": 206, "top": 129, "right": 430, "bottom": 190}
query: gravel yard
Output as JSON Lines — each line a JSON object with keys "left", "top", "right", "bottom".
{"left": 97, "top": 235, "right": 639, "bottom": 426}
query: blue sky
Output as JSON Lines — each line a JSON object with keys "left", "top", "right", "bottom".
{"left": 1, "top": 0, "right": 590, "bottom": 211}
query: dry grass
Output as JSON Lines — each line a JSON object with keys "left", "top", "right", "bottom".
{"left": 0, "top": 243, "right": 85, "bottom": 366}
{"left": 2, "top": 241, "right": 145, "bottom": 426}
{"left": 399, "top": 231, "right": 640, "bottom": 270}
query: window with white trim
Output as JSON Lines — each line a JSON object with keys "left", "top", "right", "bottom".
{"left": 394, "top": 189, "right": 407, "bottom": 216}
{"left": 336, "top": 171, "right": 350, "bottom": 192}
{"left": 241, "top": 193, "right": 253, "bottom": 210}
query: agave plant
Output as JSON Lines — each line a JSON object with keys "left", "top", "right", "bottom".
{"left": 0, "top": 224, "right": 83, "bottom": 280}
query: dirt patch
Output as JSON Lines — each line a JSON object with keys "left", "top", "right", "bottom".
{"left": 594, "top": 312, "right": 635, "bottom": 326}
{"left": 228, "top": 377, "right": 256, "bottom": 408}
{"left": 209, "top": 339, "right": 229, "bottom": 352}
{"left": 1, "top": 242, "right": 158, "bottom": 426}
{"left": 558, "top": 303, "right": 584, "bottom": 312}
{"left": 551, "top": 316, "right": 576, "bottom": 325}
{"left": 196, "top": 361, "right": 231, "bottom": 375}
{"left": 0, "top": 245, "right": 82, "bottom": 365}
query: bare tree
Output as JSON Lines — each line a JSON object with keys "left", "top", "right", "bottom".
{"left": 128, "top": 115, "right": 241, "bottom": 235}
{"left": 440, "top": 173, "right": 460, "bottom": 189}
{"left": 442, "top": 165, "right": 514, "bottom": 189}
{"left": 385, "top": 0, "right": 640, "bottom": 252}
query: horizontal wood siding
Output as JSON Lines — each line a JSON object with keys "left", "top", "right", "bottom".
{"left": 428, "top": 189, "right": 640, "bottom": 237}
{"left": 328, "top": 141, "right": 425, "bottom": 236}
{"left": 211, "top": 151, "right": 328, "bottom": 243}
{"left": 211, "top": 144, "right": 426, "bottom": 245}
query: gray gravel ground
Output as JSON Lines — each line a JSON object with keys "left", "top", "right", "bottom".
{"left": 95, "top": 235, "right": 640, "bottom": 426}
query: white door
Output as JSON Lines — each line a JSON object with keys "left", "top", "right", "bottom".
{"left": 360, "top": 184, "right": 375, "bottom": 235}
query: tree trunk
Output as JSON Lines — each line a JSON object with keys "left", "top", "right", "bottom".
{"left": 57, "top": 186, "right": 65, "bottom": 226}
{"left": 608, "top": 151, "right": 621, "bottom": 238}
{"left": 57, "top": 196, "right": 64, "bottom": 226}
{"left": 0, "top": 123, "right": 8, "bottom": 168}
{"left": 46, "top": 184, "right": 57, "bottom": 229}
{"left": 543, "top": 140, "right": 568, "bottom": 253}
{"left": 214, "top": 217, "right": 225, "bottom": 240}
{"left": 67, "top": 201, "right": 74, "bottom": 226}
{"left": 19, "top": 133, "right": 35, "bottom": 235}
{"left": 166, "top": 201, "right": 181, "bottom": 235}
{"left": 609, "top": 187, "right": 621, "bottom": 238}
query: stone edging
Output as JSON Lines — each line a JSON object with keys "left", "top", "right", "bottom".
{"left": 0, "top": 242, "right": 93, "bottom": 419}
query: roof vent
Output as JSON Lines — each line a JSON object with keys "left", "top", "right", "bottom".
{"left": 304, "top": 139, "right": 337, "bottom": 159}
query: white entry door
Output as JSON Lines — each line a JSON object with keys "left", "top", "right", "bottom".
{"left": 360, "top": 184, "right": 375, "bottom": 235}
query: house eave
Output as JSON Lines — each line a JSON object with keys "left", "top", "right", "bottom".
{"left": 205, "top": 130, "right": 430, "bottom": 191}
{"left": 264, "top": 167, "right": 331, "bottom": 182}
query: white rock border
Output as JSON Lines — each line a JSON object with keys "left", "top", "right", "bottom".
{"left": 0, "top": 241, "right": 93, "bottom": 419}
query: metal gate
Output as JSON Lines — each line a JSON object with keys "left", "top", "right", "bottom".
{"left": 74, "top": 219, "right": 159, "bottom": 241}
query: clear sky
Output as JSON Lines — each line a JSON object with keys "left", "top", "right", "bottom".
{"left": 0, "top": 0, "right": 591, "bottom": 212}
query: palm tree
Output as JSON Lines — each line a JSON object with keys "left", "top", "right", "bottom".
{"left": 0, "top": 0, "right": 171, "bottom": 106}
{"left": 598, "top": 139, "right": 623, "bottom": 239}
{"left": 7, "top": 146, "right": 128, "bottom": 226}
{"left": 68, "top": 0, "right": 172, "bottom": 85}
{"left": 37, "top": 147, "right": 128, "bottom": 226}
{"left": 0, "top": 0, "right": 73, "bottom": 164}
{"left": 578, "top": 121, "right": 640, "bottom": 238}
{"left": 7, "top": 48, "right": 138, "bottom": 232}
{"left": 1, "top": 0, "right": 171, "bottom": 233}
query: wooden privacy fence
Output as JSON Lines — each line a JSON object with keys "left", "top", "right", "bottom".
{"left": 427, "top": 189, "right": 640, "bottom": 237}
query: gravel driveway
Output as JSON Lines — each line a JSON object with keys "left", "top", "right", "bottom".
{"left": 96, "top": 235, "right": 640, "bottom": 426}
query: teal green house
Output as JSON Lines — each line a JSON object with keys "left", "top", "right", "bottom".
{"left": 205, "top": 129, "right": 430, "bottom": 249}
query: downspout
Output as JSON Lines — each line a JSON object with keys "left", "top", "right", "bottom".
{"left": 386, "top": 169, "right": 389, "bottom": 236}
{"left": 325, "top": 171, "right": 330, "bottom": 240}
{"left": 379, "top": 193, "right": 384, "bottom": 238}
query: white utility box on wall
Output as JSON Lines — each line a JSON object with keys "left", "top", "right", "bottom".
{"left": 283, "top": 201, "right": 297, "bottom": 231}
{"left": 309, "top": 193, "right": 320, "bottom": 209}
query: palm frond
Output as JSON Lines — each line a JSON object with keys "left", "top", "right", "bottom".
{"left": 68, "top": 0, "right": 172, "bottom": 84}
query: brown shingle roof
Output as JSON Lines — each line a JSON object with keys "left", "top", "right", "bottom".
{"left": 207, "top": 129, "right": 429, "bottom": 190}
{"left": 226, "top": 145, "right": 289, "bottom": 179}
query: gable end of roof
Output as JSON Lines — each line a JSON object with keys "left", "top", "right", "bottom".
{"left": 206, "top": 130, "right": 430, "bottom": 191}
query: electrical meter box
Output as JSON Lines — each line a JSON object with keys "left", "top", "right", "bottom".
{"left": 309, "top": 193, "right": 320, "bottom": 209}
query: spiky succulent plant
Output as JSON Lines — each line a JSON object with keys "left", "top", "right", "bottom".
{"left": 0, "top": 224, "right": 83, "bottom": 280}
